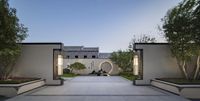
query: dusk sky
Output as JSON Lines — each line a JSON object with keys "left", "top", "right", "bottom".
{"left": 10, "top": 0, "right": 181, "bottom": 52}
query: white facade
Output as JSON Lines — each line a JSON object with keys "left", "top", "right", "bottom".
{"left": 64, "top": 59, "right": 120, "bottom": 75}
{"left": 134, "top": 43, "right": 182, "bottom": 85}
{"left": 12, "top": 43, "right": 63, "bottom": 85}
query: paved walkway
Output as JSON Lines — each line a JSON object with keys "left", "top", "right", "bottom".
{"left": 6, "top": 76, "right": 190, "bottom": 101}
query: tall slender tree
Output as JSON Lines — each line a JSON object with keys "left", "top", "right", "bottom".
{"left": 192, "top": 1, "right": 200, "bottom": 79}
{"left": 0, "top": 0, "right": 28, "bottom": 80}
{"left": 162, "top": 0, "right": 199, "bottom": 80}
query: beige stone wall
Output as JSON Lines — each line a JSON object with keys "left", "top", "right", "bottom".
{"left": 135, "top": 44, "right": 182, "bottom": 85}
{"left": 64, "top": 59, "right": 120, "bottom": 75}
{"left": 12, "top": 44, "right": 62, "bottom": 85}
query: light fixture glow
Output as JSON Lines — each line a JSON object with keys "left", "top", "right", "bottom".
{"left": 58, "top": 55, "right": 63, "bottom": 75}
{"left": 133, "top": 55, "right": 139, "bottom": 75}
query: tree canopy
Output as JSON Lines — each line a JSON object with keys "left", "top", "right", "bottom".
{"left": 128, "top": 34, "right": 156, "bottom": 51}
{"left": 110, "top": 34, "right": 156, "bottom": 72}
{"left": 110, "top": 50, "right": 133, "bottom": 72}
{"left": 162, "top": 0, "right": 200, "bottom": 79}
{"left": 0, "top": 0, "right": 28, "bottom": 80}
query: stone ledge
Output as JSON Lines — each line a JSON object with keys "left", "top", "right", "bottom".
{"left": 151, "top": 79, "right": 200, "bottom": 99}
{"left": 0, "top": 79, "right": 45, "bottom": 97}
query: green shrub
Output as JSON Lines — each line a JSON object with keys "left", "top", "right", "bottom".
{"left": 69, "top": 62, "right": 86, "bottom": 72}
{"left": 119, "top": 72, "right": 138, "bottom": 81}
{"left": 62, "top": 73, "right": 78, "bottom": 77}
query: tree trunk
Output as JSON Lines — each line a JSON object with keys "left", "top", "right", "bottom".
{"left": 194, "top": 55, "right": 200, "bottom": 80}
{"left": 177, "top": 59, "right": 188, "bottom": 79}
{"left": 182, "top": 60, "right": 188, "bottom": 79}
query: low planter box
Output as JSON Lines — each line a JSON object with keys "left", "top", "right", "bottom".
{"left": 151, "top": 79, "right": 200, "bottom": 99}
{"left": 0, "top": 79, "right": 45, "bottom": 97}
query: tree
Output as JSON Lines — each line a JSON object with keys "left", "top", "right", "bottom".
{"left": 0, "top": 0, "right": 28, "bottom": 80}
{"left": 162, "top": 0, "right": 199, "bottom": 80}
{"left": 128, "top": 34, "right": 156, "bottom": 51}
{"left": 110, "top": 50, "right": 133, "bottom": 72}
{"left": 192, "top": 1, "right": 200, "bottom": 79}
{"left": 110, "top": 34, "right": 156, "bottom": 72}
{"left": 69, "top": 62, "right": 86, "bottom": 72}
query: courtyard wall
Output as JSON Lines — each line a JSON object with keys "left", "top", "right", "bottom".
{"left": 12, "top": 43, "right": 63, "bottom": 85}
{"left": 64, "top": 59, "right": 120, "bottom": 75}
{"left": 134, "top": 43, "right": 182, "bottom": 85}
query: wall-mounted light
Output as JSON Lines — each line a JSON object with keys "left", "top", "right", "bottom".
{"left": 58, "top": 55, "right": 63, "bottom": 75}
{"left": 133, "top": 55, "right": 139, "bottom": 75}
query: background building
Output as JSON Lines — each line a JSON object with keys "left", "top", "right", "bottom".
{"left": 63, "top": 46, "right": 120, "bottom": 75}
{"left": 64, "top": 46, "right": 99, "bottom": 59}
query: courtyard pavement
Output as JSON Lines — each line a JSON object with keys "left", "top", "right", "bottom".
{"left": 5, "top": 76, "right": 190, "bottom": 101}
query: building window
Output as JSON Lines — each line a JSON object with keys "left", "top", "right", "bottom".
{"left": 84, "top": 55, "right": 87, "bottom": 59}
{"left": 67, "top": 56, "right": 70, "bottom": 58}
{"left": 75, "top": 55, "right": 78, "bottom": 58}
{"left": 92, "top": 55, "right": 96, "bottom": 58}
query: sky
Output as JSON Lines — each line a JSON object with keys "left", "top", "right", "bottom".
{"left": 9, "top": 0, "right": 181, "bottom": 52}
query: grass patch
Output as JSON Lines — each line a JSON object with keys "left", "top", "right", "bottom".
{"left": 156, "top": 78, "right": 200, "bottom": 85}
{"left": 0, "top": 78, "right": 40, "bottom": 84}
{"left": 119, "top": 72, "right": 137, "bottom": 81}
{"left": 62, "top": 73, "right": 79, "bottom": 77}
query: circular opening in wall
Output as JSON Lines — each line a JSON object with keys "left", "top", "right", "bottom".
{"left": 99, "top": 61, "right": 113, "bottom": 74}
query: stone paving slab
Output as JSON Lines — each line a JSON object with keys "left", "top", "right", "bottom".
{"left": 6, "top": 95, "right": 189, "bottom": 101}
{"left": 30, "top": 77, "right": 166, "bottom": 96}
{"left": 5, "top": 76, "right": 191, "bottom": 101}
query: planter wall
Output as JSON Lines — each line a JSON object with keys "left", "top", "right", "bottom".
{"left": 0, "top": 79, "right": 45, "bottom": 97}
{"left": 151, "top": 79, "right": 200, "bottom": 99}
